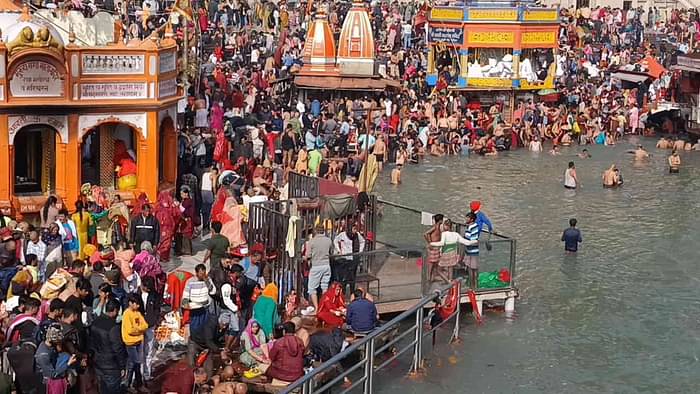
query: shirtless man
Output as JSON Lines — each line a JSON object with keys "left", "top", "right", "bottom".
{"left": 424, "top": 214, "right": 444, "bottom": 282}
{"left": 529, "top": 137, "right": 543, "bottom": 152}
{"left": 656, "top": 137, "right": 669, "bottom": 149}
{"left": 390, "top": 164, "right": 402, "bottom": 185}
{"left": 634, "top": 145, "right": 650, "bottom": 160}
{"left": 668, "top": 150, "right": 681, "bottom": 173}
{"left": 602, "top": 164, "right": 618, "bottom": 187}
{"left": 673, "top": 138, "right": 686, "bottom": 152}
{"left": 578, "top": 148, "right": 591, "bottom": 158}
{"left": 372, "top": 134, "right": 387, "bottom": 172}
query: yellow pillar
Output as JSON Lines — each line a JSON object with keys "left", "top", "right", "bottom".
{"left": 64, "top": 114, "right": 81, "bottom": 211}
{"left": 54, "top": 134, "right": 67, "bottom": 199}
{"left": 513, "top": 53, "right": 521, "bottom": 81}
{"left": 460, "top": 51, "right": 468, "bottom": 79}
{"left": 427, "top": 46, "right": 436, "bottom": 74}
{"left": 137, "top": 111, "right": 159, "bottom": 201}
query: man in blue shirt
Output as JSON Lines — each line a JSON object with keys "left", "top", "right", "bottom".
{"left": 470, "top": 200, "right": 493, "bottom": 234}
{"left": 561, "top": 218, "right": 582, "bottom": 253}
{"left": 346, "top": 289, "right": 378, "bottom": 333}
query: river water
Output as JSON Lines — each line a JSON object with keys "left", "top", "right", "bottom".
{"left": 372, "top": 137, "right": 700, "bottom": 394}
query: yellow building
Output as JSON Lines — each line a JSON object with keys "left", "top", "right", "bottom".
{"left": 427, "top": 2, "right": 560, "bottom": 118}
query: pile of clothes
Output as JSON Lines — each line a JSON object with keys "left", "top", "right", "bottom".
{"left": 467, "top": 54, "right": 515, "bottom": 79}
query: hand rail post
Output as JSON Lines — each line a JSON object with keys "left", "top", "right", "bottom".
{"left": 301, "top": 379, "right": 310, "bottom": 394}
{"left": 451, "top": 287, "right": 461, "bottom": 344}
{"left": 412, "top": 306, "right": 424, "bottom": 373}
{"left": 364, "top": 338, "right": 375, "bottom": 393}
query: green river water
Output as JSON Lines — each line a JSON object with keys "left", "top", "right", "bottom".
{"left": 371, "top": 136, "right": 700, "bottom": 394}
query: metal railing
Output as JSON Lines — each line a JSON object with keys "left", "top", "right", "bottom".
{"left": 281, "top": 281, "right": 462, "bottom": 394}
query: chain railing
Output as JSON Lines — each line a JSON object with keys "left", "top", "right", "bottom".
{"left": 281, "top": 281, "right": 462, "bottom": 394}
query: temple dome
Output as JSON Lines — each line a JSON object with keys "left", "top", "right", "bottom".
{"left": 300, "top": 7, "right": 337, "bottom": 75}
{"left": 337, "top": 1, "right": 375, "bottom": 76}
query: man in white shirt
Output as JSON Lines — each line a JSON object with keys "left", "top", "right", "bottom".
{"left": 402, "top": 22, "right": 412, "bottom": 49}
{"left": 333, "top": 224, "right": 365, "bottom": 294}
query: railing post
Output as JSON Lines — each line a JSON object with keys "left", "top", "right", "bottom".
{"left": 301, "top": 379, "right": 310, "bottom": 394}
{"left": 412, "top": 306, "right": 424, "bottom": 373}
{"left": 510, "top": 239, "right": 517, "bottom": 284}
{"left": 451, "top": 290, "right": 461, "bottom": 343}
{"left": 364, "top": 338, "right": 375, "bottom": 393}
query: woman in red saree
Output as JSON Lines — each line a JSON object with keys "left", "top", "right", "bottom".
{"left": 175, "top": 187, "right": 196, "bottom": 256}
{"left": 317, "top": 282, "right": 346, "bottom": 328}
{"left": 131, "top": 192, "right": 150, "bottom": 217}
{"left": 154, "top": 191, "right": 181, "bottom": 261}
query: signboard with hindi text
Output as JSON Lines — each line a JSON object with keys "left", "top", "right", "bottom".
{"left": 9, "top": 61, "right": 64, "bottom": 98}
{"left": 428, "top": 26, "right": 465, "bottom": 45}
{"left": 80, "top": 82, "right": 148, "bottom": 100}
{"left": 430, "top": 7, "right": 464, "bottom": 21}
{"left": 467, "top": 8, "right": 517, "bottom": 21}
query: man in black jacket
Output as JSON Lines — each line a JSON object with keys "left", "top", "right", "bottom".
{"left": 129, "top": 204, "right": 160, "bottom": 252}
{"left": 89, "top": 299, "right": 127, "bottom": 394}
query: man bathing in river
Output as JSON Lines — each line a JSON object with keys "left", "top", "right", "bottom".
{"left": 564, "top": 161, "right": 579, "bottom": 189}
{"left": 668, "top": 150, "right": 681, "bottom": 173}
{"left": 602, "top": 165, "right": 621, "bottom": 187}
{"left": 634, "top": 145, "right": 650, "bottom": 160}
{"left": 561, "top": 218, "right": 582, "bottom": 254}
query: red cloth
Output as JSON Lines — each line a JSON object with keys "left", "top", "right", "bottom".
{"left": 167, "top": 270, "right": 193, "bottom": 310}
{"left": 154, "top": 191, "right": 181, "bottom": 261}
{"left": 317, "top": 283, "right": 346, "bottom": 328}
{"left": 178, "top": 198, "right": 195, "bottom": 238}
{"left": 210, "top": 189, "right": 229, "bottom": 224}
{"left": 114, "top": 140, "right": 136, "bottom": 177}
{"left": 197, "top": 8, "right": 208, "bottom": 32}
{"left": 160, "top": 360, "right": 194, "bottom": 394}
{"left": 232, "top": 90, "right": 245, "bottom": 108}
{"left": 265, "top": 132, "right": 278, "bottom": 159}
{"left": 131, "top": 193, "right": 150, "bottom": 216}
{"left": 213, "top": 130, "right": 229, "bottom": 163}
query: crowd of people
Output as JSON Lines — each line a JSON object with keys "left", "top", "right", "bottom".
{"left": 1, "top": 0, "right": 700, "bottom": 392}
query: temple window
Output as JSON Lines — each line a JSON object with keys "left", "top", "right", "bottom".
{"left": 13, "top": 126, "right": 57, "bottom": 195}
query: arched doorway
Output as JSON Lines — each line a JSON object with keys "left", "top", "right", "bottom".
{"left": 13, "top": 125, "right": 59, "bottom": 195}
{"left": 81, "top": 123, "right": 139, "bottom": 190}
{"left": 158, "top": 116, "right": 177, "bottom": 185}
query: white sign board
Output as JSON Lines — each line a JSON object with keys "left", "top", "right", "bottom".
{"left": 80, "top": 82, "right": 147, "bottom": 99}
{"left": 10, "top": 61, "right": 64, "bottom": 97}
{"left": 8, "top": 115, "right": 69, "bottom": 145}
